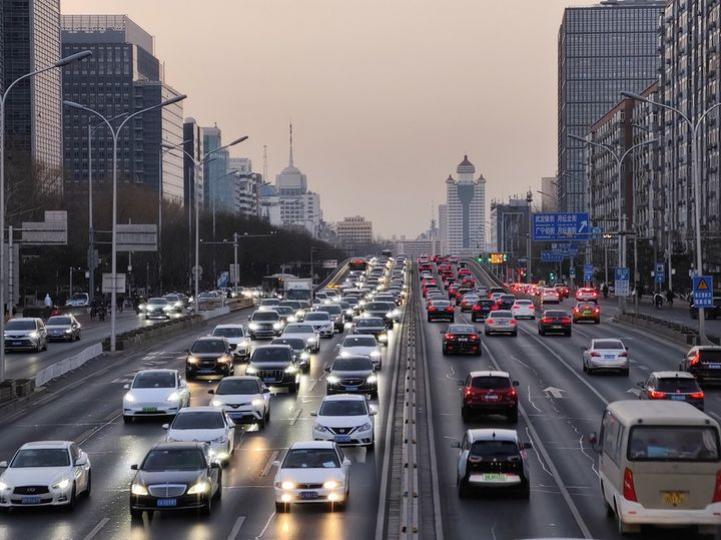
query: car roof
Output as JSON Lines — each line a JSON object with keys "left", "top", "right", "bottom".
{"left": 321, "top": 393, "right": 366, "bottom": 402}
{"left": 214, "top": 324, "right": 243, "bottom": 329}
{"left": 176, "top": 406, "right": 223, "bottom": 413}
{"left": 468, "top": 370, "right": 510, "bottom": 379}
{"left": 20, "top": 440, "right": 72, "bottom": 449}
{"left": 195, "top": 336, "right": 225, "bottom": 341}
{"left": 591, "top": 338, "right": 624, "bottom": 346}
{"left": 219, "top": 375, "right": 261, "bottom": 382}
{"left": 288, "top": 441, "right": 336, "bottom": 450}
{"left": 493, "top": 310, "right": 513, "bottom": 316}
{"left": 135, "top": 368, "right": 178, "bottom": 376}
{"left": 152, "top": 441, "right": 208, "bottom": 451}
{"left": 9, "top": 317, "right": 38, "bottom": 322}
{"left": 607, "top": 400, "right": 716, "bottom": 426}
{"left": 253, "top": 344, "right": 292, "bottom": 351}
{"left": 334, "top": 355, "right": 373, "bottom": 362}
{"left": 651, "top": 371, "right": 696, "bottom": 380}
{"left": 467, "top": 429, "right": 519, "bottom": 443}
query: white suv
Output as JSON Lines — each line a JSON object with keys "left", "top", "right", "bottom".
{"left": 312, "top": 394, "right": 375, "bottom": 449}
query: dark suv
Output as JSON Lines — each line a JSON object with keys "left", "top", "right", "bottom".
{"left": 680, "top": 346, "right": 721, "bottom": 384}
{"left": 247, "top": 345, "right": 299, "bottom": 392}
{"left": 185, "top": 337, "right": 233, "bottom": 380}
{"left": 460, "top": 370, "right": 519, "bottom": 422}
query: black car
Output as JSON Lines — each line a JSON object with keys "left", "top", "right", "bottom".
{"left": 185, "top": 337, "right": 233, "bottom": 380}
{"left": 442, "top": 324, "right": 481, "bottom": 355}
{"left": 247, "top": 345, "right": 299, "bottom": 392}
{"left": 497, "top": 294, "right": 516, "bottom": 310}
{"left": 471, "top": 299, "right": 495, "bottom": 322}
{"left": 46, "top": 314, "right": 82, "bottom": 341}
{"left": 247, "top": 310, "right": 282, "bottom": 340}
{"left": 271, "top": 337, "right": 311, "bottom": 373}
{"left": 363, "top": 302, "right": 396, "bottom": 328}
{"left": 129, "top": 442, "right": 221, "bottom": 519}
{"left": 537, "top": 310, "right": 572, "bottom": 336}
{"left": 427, "top": 300, "right": 455, "bottom": 322}
{"left": 637, "top": 371, "right": 704, "bottom": 409}
{"left": 680, "top": 346, "right": 721, "bottom": 384}
{"left": 352, "top": 317, "right": 388, "bottom": 344}
{"left": 690, "top": 297, "right": 721, "bottom": 320}
{"left": 325, "top": 355, "right": 378, "bottom": 398}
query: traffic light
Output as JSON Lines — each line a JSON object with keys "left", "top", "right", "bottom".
{"left": 549, "top": 271, "right": 556, "bottom": 283}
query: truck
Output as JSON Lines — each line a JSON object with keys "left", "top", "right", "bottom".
{"left": 283, "top": 277, "right": 313, "bottom": 307}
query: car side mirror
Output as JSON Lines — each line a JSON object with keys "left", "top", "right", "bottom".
{"left": 263, "top": 388, "right": 271, "bottom": 394}
{"left": 310, "top": 412, "right": 317, "bottom": 417}
{"left": 75, "top": 456, "right": 88, "bottom": 466}
{"left": 161, "top": 423, "right": 170, "bottom": 430}
{"left": 208, "top": 389, "right": 215, "bottom": 395}
{"left": 520, "top": 442, "right": 533, "bottom": 450}
{"left": 324, "top": 366, "right": 331, "bottom": 373}
{"left": 369, "top": 411, "right": 377, "bottom": 416}
{"left": 343, "top": 458, "right": 351, "bottom": 467}
{"left": 123, "top": 384, "right": 130, "bottom": 390}
{"left": 130, "top": 464, "right": 138, "bottom": 470}
{"left": 210, "top": 462, "right": 221, "bottom": 469}
{"left": 450, "top": 441, "right": 461, "bottom": 449}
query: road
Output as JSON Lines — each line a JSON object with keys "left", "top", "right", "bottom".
{"left": 420, "top": 261, "right": 719, "bottom": 539}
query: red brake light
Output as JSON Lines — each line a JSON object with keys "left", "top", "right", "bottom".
{"left": 714, "top": 471, "right": 721, "bottom": 503}
{"left": 445, "top": 333, "right": 455, "bottom": 340}
{"left": 649, "top": 390, "right": 667, "bottom": 399}
{"left": 594, "top": 308, "right": 600, "bottom": 313}
{"left": 428, "top": 306, "right": 437, "bottom": 312}
{"left": 689, "top": 353, "right": 701, "bottom": 366}
{"left": 619, "top": 352, "right": 628, "bottom": 357}
{"left": 573, "top": 308, "right": 579, "bottom": 313}
{"left": 445, "top": 307, "right": 454, "bottom": 313}
{"left": 486, "top": 318, "right": 495, "bottom": 324}
{"left": 561, "top": 317, "right": 572, "bottom": 324}
{"left": 508, "top": 388, "right": 517, "bottom": 398}
{"left": 472, "top": 305, "right": 480, "bottom": 311}
{"left": 623, "top": 468, "right": 638, "bottom": 502}
{"left": 690, "top": 391, "right": 705, "bottom": 399}
{"left": 590, "top": 351, "right": 601, "bottom": 357}
{"left": 469, "top": 334, "right": 478, "bottom": 341}
{"left": 541, "top": 317, "right": 552, "bottom": 324}
{"left": 510, "top": 319, "right": 517, "bottom": 325}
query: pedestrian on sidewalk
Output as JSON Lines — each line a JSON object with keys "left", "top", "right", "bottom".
{"left": 666, "top": 288, "right": 675, "bottom": 307}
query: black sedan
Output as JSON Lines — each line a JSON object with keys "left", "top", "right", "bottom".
{"left": 129, "top": 442, "right": 222, "bottom": 519}
{"left": 471, "top": 299, "right": 495, "bottom": 322}
{"left": 185, "top": 337, "right": 234, "bottom": 380}
{"left": 442, "top": 324, "right": 481, "bottom": 356}
{"left": 537, "top": 310, "right": 572, "bottom": 336}
{"left": 46, "top": 314, "right": 82, "bottom": 341}
{"left": 352, "top": 317, "right": 389, "bottom": 344}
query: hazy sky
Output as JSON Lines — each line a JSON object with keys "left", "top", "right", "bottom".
{"left": 63, "top": 0, "right": 588, "bottom": 238}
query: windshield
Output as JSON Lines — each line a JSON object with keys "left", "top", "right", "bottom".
{"left": 594, "top": 340, "right": 623, "bottom": 350}
{"left": 656, "top": 378, "right": 701, "bottom": 393}
{"left": 283, "top": 449, "right": 340, "bottom": 469}
{"left": 142, "top": 448, "right": 206, "bottom": 471}
{"left": 700, "top": 350, "right": 721, "bottom": 362}
{"left": 492, "top": 311, "right": 512, "bottom": 319}
{"left": 305, "top": 313, "right": 329, "bottom": 321}
{"left": 628, "top": 426, "right": 720, "bottom": 462}
{"left": 284, "top": 325, "right": 313, "bottom": 334}
{"left": 252, "top": 311, "right": 279, "bottom": 321}
{"left": 190, "top": 340, "right": 226, "bottom": 354}
{"left": 172, "top": 412, "right": 225, "bottom": 430}
{"left": 357, "top": 318, "right": 383, "bottom": 327}
{"left": 333, "top": 357, "right": 372, "bottom": 371}
{"left": 47, "top": 316, "right": 72, "bottom": 325}
{"left": 343, "top": 336, "right": 376, "bottom": 347}
{"left": 319, "top": 400, "right": 367, "bottom": 416}
{"left": 260, "top": 299, "right": 280, "bottom": 306}
{"left": 286, "top": 290, "right": 310, "bottom": 300}
{"left": 448, "top": 325, "right": 474, "bottom": 334}
{"left": 544, "top": 311, "right": 569, "bottom": 318}
{"left": 272, "top": 338, "right": 305, "bottom": 350}
{"left": 133, "top": 372, "right": 175, "bottom": 389}
{"left": 70, "top": 293, "right": 87, "bottom": 301}
{"left": 324, "top": 305, "right": 342, "bottom": 315}
{"left": 148, "top": 298, "right": 167, "bottom": 305}
{"left": 6, "top": 320, "right": 35, "bottom": 331}
{"left": 470, "top": 441, "right": 519, "bottom": 458}
{"left": 432, "top": 301, "right": 450, "bottom": 308}
{"left": 251, "top": 348, "right": 292, "bottom": 363}
{"left": 366, "top": 303, "right": 393, "bottom": 311}
{"left": 217, "top": 379, "right": 261, "bottom": 395}
{"left": 275, "top": 307, "right": 293, "bottom": 315}
{"left": 11, "top": 448, "right": 70, "bottom": 468}
{"left": 471, "top": 377, "right": 511, "bottom": 389}
{"left": 212, "top": 327, "right": 244, "bottom": 338}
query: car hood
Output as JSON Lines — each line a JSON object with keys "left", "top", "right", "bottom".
{"left": 275, "top": 468, "right": 344, "bottom": 485}
{"left": 330, "top": 369, "right": 373, "bottom": 377}
{"left": 1, "top": 466, "right": 70, "bottom": 486}
{"left": 4, "top": 330, "right": 34, "bottom": 336}
{"left": 189, "top": 352, "right": 225, "bottom": 359}
{"left": 306, "top": 320, "right": 331, "bottom": 327}
{"left": 354, "top": 326, "right": 385, "bottom": 333}
{"left": 339, "top": 346, "right": 378, "bottom": 357}
{"left": 46, "top": 325, "right": 72, "bottom": 330}
{"left": 282, "top": 332, "right": 316, "bottom": 341}
{"left": 126, "top": 387, "right": 176, "bottom": 401}
{"left": 250, "top": 361, "right": 292, "bottom": 369}
{"left": 135, "top": 469, "right": 205, "bottom": 487}
{"left": 213, "top": 393, "right": 262, "bottom": 405}
{"left": 315, "top": 415, "right": 370, "bottom": 428}
{"left": 166, "top": 428, "right": 226, "bottom": 443}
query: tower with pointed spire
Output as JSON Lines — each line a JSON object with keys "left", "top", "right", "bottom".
{"left": 444, "top": 155, "right": 486, "bottom": 256}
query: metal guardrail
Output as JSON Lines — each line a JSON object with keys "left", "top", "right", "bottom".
{"left": 400, "top": 301, "right": 420, "bottom": 538}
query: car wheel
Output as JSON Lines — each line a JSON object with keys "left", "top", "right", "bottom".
{"left": 130, "top": 508, "right": 143, "bottom": 521}
{"left": 85, "top": 471, "right": 92, "bottom": 497}
{"left": 565, "top": 331, "right": 572, "bottom": 337}
{"left": 275, "top": 501, "right": 288, "bottom": 513}
{"left": 288, "top": 382, "right": 297, "bottom": 394}
{"left": 201, "top": 496, "right": 212, "bottom": 515}
{"left": 595, "top": 319, "right": 600, "bottom": 324}
{"left": 621, "top": 368, "right": 630, "bottom": 377}
{"left": 461, "top": 406, "right": 470, "bottom": 422}
{"left": 458, "top": 478, "right": 470, "bottom": 498}
{"left": 332, "top": 500, "right": 346, "bottom": 512}
{"left": 65, "top": 483, "right": 76, "bottom": 511}
{"left": 213, "top": 474, "right": 222, "bottom": 501}
{"left": 427, "top": 316, "right": 432, "bottom": 322}
{"left": 508, "top": 407, "right": 518, "bottom": 424}
{"left": 371, "top": 390, "right": 379, "bottom": 399}
{"left": 582, "top": 362, "right": 587, "bottom": 373}
{"left": 518, "top": 482, "right": 530, "bottom": 499}
{"left": 442, "top": 346, "right": 448, "bottom": 356}
{"left": 123, "top": 415, "right": 132, "bottom": 423}
{"left": 511, "top": 331, "right": 518, "bottom": 337}
{"left": 538, "top": 329, "right": 544, "bottom": 335}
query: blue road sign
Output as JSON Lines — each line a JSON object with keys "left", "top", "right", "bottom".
{"left": 655, "top": 263, "right": 665, "bottom": 284}
{"left": 583, "top": 264, "right": 593, "bottom": 282}
{"left": 592, "top": 226, "right": 603, "bottom": 237}
{"left": 693, "top": 276, "right": 714, "bottom": 308}
{"left": 569, "top": 268, "right": 576, "bottom": 279}
{"left": 533, "top": 213, "right": 590, "bottom": 241}
{"left": 615, "top": 267, "right": 630, "bottom": 296}
{"left": 541, "top": 251, "right": 564, "bottom": 263}
{"left": 550, "top": 242, "right": 579, "bottom": 257}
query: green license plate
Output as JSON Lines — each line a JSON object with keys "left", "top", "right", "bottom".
{"left": 143, "top": 407, "right": 157, "bottom": 412}
{"left": 481, "top": 473, "right": 506, "bottom": 481}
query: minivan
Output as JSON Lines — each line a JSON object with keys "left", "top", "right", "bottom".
{"left": 589, "top": 400, "right": 721, "bottom": 535}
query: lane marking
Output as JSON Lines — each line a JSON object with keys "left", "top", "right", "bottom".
{"left": 260, "top": 450, "right": 279, "bottom": 477}
{"left": 307, "top": 380, "right": 317, "bottom": 393}
{"left": 227, "top": 515, "right": 246, "bottom": 540}
{"left": 255, "top": 511, "right": 276, "bottom": 539}
{"left": 82, "top": 517, "right": 109, "bottom": 540}
{"left": 288, "top": 407, "right": 302, "bottom": 426}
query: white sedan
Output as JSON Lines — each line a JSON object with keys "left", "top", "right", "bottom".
{"left": 123, "top": 369, "right": 190, "bottom": 422}
{"left": 582, "top": 338, "right": 629, "bottom": 376}
{"left": 273, "top": 441, "right": 351, "bottom": 512}
{"left": 0, "top": 441, "right": 91, "bottom": 509}
{"left": 163, "top": 406, "right": 235, "bottom": 464}
{"left": 337, "top": 334, "right": 383, "bottom": 369}
{"left": 282, "top": 323, "right": 321, "bottom": 353}
{"left": 209, "top": 375, "right": 271, "bottom": 428}
{"left": 304, "top": 312, "right": 335, "bottom": 338}
{"left": 312, "top": 394, "right": 376, "bottom": 449}
{"left": 211, "top": 324, "right": 251, "bottom": 359}
{"left": 541, "top": 288, "right": 560, "bottom": 304}
{"left": 511, "top": 299, "right": 536, "bottom": 319}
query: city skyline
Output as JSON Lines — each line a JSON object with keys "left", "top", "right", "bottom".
{"left": 62, "top": 0, "right": 590, "bottom": 237}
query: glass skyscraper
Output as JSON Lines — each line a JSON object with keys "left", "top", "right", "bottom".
{"left": 557, "top": 0, "right": 664, "bottom": 212}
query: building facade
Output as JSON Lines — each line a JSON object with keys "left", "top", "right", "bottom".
{"left": 489, "top": 197, "right": 530, "bottom": 263}
{"left": 438, "top": 204, "right": 448, "bottom": 255}
{"left": 228, "top": 157, "right": 261, "bottom": 217}
{"left": 444, "top": 156, "right": 486, "bottom": 257}
{"left": 540, "top": 177, "right": 558, "bottom": 212}
{"left": 557, "top": 0, "right": 664, "bottom": 213}
{"left": 201, "top": 125, "right": 234, "bottom": 216}
{"left": 183, "top": 117, "right": 204, "bottom": 211}
{"left": 336, "top": 216, "right": 373, "bottom": 246}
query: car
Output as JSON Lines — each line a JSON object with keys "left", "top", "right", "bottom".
{"left": 247, "top": 309, "right": 283, "bottom": 340}
{"left": 272, "top": 337, "right": 312, "bottom": 373}
{"left": 352, "top": 317, "right": 388, "bottom": 344}
{"left": 312, "top": 394, "right": 376, "bottom": 449}
{"left": 4, "top": 317, "right": 47, "bottom": 352}
{"left": 273, "top": 441, "right": 351, "bottom": 512}
{"left": 511, "top": 299, "right": 535, "bottom": 320}
{"left": 541, "top": 288, "right": 561, "bottom": 304}
{"left": 575, "top": 287, "right": 598, "bottom": 302}
{"left": 246, "top": 345, "right": 300, "bottom": 393}
{"left": 453, "top": 429, "right": 531, "bottom": 498}
{"left": 141, "top": 297, "right": 173, "bottom": 320}
{"left": 484, "top": 310, "right": 518, "bottom": 337}
{"left": 471, "top": 299, "right": 495, "bottom": 322}
{"left": 460, "top": 370, "right": 519, "bottom": 422}
{"left": 0, "top": 440, "right": 91, "bottom": 509}
{"left": 337, "top": 334, "right": 383, "bottom": 369}
{"left": 459, "top": 293, "right": 481, "bottom": 312}
{"left": 211, "top": 324, "right": 251, "bottom": 360}
{"left": 555, "top": 284, "right": 569, "bottom": 300}
{"left": 321, "top": 304, "right": 346, "bottom": 332}
{"left": 259, "top": 298, "right": 281, "bottom": 311}
{"left": 129, "top": 442, "right": 221, "bottom": 519}
{"left": 690, "top": 297, "right": 721, "bottom": 320}
{"left": 282, "top": 323, "right": 320, "bottom": 353}
{"left": 362, "top": 301, "right": 397, "bottom": 328}
{"left": 164, "top": 407, "right": 235, "bottom": 464}
{"left": 636, "top": 371, "right": 704, "bottom": 409}
{"left": 572, "top": 302, "right": 600, "bottom": 324}
{"left": 442, "top": 324, "right": 481, "bottom": 355}
{"left": 185, "top": 337, "right": 233, "bottom": 380}
{"left": 680, "top": 345, "right": 721, "bottom": 384}
{"left": 65, "top": 292, "right": 90, "bottom": 307}
{"left": 325, "top": 355, "right": 378, "bottom": 398}
{"left": 163, "top": 293, "right": 186, "bottom": 314}
{"left": 46, "top": 314, "right": 81, "bottom": 341}
{"left": 496, "top": 294, "right": 516, "bottom": 310}
{"left": 123, "top": 369, "right": 190, "bottom": 422}
{"left": 582, "top": 338, "right": 629, "bottom": 375}
{"left": 427, "top": 299, "right": 455, "bottom": 322}
{"left": 304, "top": 311, "right": 335, "bottom": 338}
{"left": 537, "top": 309, "right": 572, "bottom": 336}
{"left": 274, "top": 305, "right": 297, "bottom": 325}
{"left": 209, "top": 376, "right": 271, "bottom": 427}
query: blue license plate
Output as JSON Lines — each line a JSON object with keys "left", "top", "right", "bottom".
{"left": 11, "top": 341, "right": 21, "bottom": 346}
{"left": 299, "top": 491, "right": 318, "bottom": 500}
{"left": 263, "top": 377, "right": 275, "bottom": 383}
{"left": 21, "top": 496, "right": 41, "bottom": 504}
{"left": 344, "top": 386, "right": 358, "bottom": 391}
{"left": 707, "top": 363, "right": 721, "bottom": 370}
{"left": 157, "top": 498, "right": 177, "bottom": 507}
{"left": 671, "top": 395, "right": 686, "bottom": 401}
{"left": 604, "top": 355, "right": 615, "bottom": 360}
{"left": 335, "top": 435, "right": 352, "bottom": 443}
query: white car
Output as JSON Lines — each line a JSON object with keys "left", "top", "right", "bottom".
{"left": 211, "top": 324, "right": 251, "bottom": 359}
{"left": 209, "top": 376, "right": 271, "bottom": 428}
{"left": 273, "top": 441, "right": 351, "bottom": 512}
{"left": 575, "top": 287, "right": 599, "bottom": 302}
{"left": 282, "top": 323, "right": 320, "bottom": 353}
{"left": 122, "top": 369, "right": 190, "bottom": 422}
{"left": 337, "top": 334, "right": 383, "bottom": 370}
{"left": 511, "top": 299, "right": 536, "bottom": 319}
{"left": 312, "top": 394, "right": 376, "bottom": 449}
{"left": 163, "top": 406, "right": 235, "bottom": 464}
{"left": 0, "top": 441, "right": 91, "bottom": 508}
{"left": 582, "top": 338, "right": 629, "bottom": 376}
{"left": 304, "top": 312, "right": 335, "bottom": 338}
{"left": 541, "top": 288, "right": 560, "bottom": 304}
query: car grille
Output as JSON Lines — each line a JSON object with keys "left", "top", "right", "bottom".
{"left": 226, "top": 402, "right": 250, "bottom": 408}
{"left": 258, "top": 369, "right": 285, "bottom": 381}
{"left": 340, "top": 378, "right": 364, "bottom": 386}
{"left": 296, "top": 483, "right": 323, "bottom": 489}
{"left": 13, "top": 485, "right": 50, "bottom": 495}
{"left": 329, "top": 426, "right": 356, "bottom": 435}
{"left": 148, "top": 484, "right": 186, "bottom": 498}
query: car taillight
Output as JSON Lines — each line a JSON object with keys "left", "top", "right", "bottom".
{"left": 619, "top": 352, "right": 628, "bottom": 357}
{"left": 649, "top": 390, "right": 666, "bottom": 399}
{"left": 713, "top": 471, "right": 721, "bottom": 503}
{"left": 690, "top": 391, "right": 705, "bottom": 399}
{"left": 512, "top": 305, "right": 519, "bottom": 309}
{"left": 510, "top": 319, "right": 517, "bottom": 325}
{"left": 507, "top": 388, "right": 517, "bottom": 399}
{"left": 445, "top": 333, "right": 456, "bottom": 340}
{"left": 561, "top": 318, "right": 572, "bottom": 324}
{"left": 445, "top": 307, "right": 454, "bottom": 313}
{"left": 689, "top": 353, "right": 701, "bottom": 366}
{"left": 541, "top": 317, "right": 552, "bottom": 324}
{"left": 428, "top": 306, "right": 436, "bottom": 312}
{"left": 594, "top": 308, "right": 600, "bottom": 313}
{"left": 590, "top": 351, "right": 601, "bottom": 357}
{"left": 486, "top": 319, "right": 495, "bottom": 324}
{"left": 573, "top": 308, "right": 579, "bottom": 313}
{"left": 623, "top": 468, "right": 638, "bottom": 502}
{"left": 472, "top": 305, "right": 480, "bottom": 311}
{"left": 469, "top": 334, "right": 478, "bottom": 341}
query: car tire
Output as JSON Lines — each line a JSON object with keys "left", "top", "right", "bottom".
{"left": 458, "top": 478, "right": 470, "bottom": 499}
{"left": 123, "top": 415, "right": 132, "bottom": 424}
{"left": 213, "top": 474, "right": 222, "bottom": 501}
{"left": 518, "top": 483, "right": 530, "bottom": 499}
{"left": 565, "top": 331, "right": 572, "bottom": 337}
{"left": 538, "top": 329, "right": 544, "bottom": 335}
{"left": 621, "top": 368, "right": 630, "bottom": 377}
{"left": 275, "top": 501, "right": 287, "bottom": 513}
{"left": 332, "top": 500, "right": 346, "bottom": 512}
{"left": 594, "top": 319, "right": 600, "bottom": 325}
{"left": 508, "top": 407, "right": 518, "bottom": 424}
{"left": 582, "top": 362, "right": 587, "bottom": 373}
{"left": 185, "top": 370, "right": 194, "bottom": 381}
{"left": 85, "top": 472, "right": 92, "bottom": 497}
{"left": 288, "top": 382, "right": 297, "bottom": 394}
{"left": 442, "top": 346, "right": 448, "bottom": 356}
{"left": 201, "top": 497, "right": 212, "bottom": 516}
{"left": 130, "top": 508, "right": 143, "bottom": 521}
{"left": 511, "top": 331, "right": 518, "bottom": 337}
{"left": 65, "top": 483, "right": 76, "bottom": 511}
{"left": 371, "top": 390, "right": 379, "bottom": 400}
{"left": 461, "top": 406, "right": 470, "bottom": 422}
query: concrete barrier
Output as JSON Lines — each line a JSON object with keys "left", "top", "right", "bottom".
{"left": 201, "top": 306, "right": 230, "bottom": 320}
{"left": 34, "top": 343, "right": 103, "bottom": 388}
{"left": 613, "top": 312, "right": 711, "bottom": 347}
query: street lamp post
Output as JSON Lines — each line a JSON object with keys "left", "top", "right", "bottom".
{"left": 570, "top": 134, "right": 657, "bottom": 312}
{"left": 0, "top": 50, "right": 92, "bottom": 382}
{"left": 526, "top": 190, "right": 533, "bottom": 284}
{"left": 64, "top": 93, "right": 187, "bottom": 352}
{"left": 621, "top": 91, "right": 721, "bottom": 343}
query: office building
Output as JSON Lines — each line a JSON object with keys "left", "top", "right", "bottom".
{"left": 557, "top": 0, "right": 664, "bottom": 213}
{"left": 3, "top": 0, "right": 63, "bottom": 175}
{"left": 228, "top": 157, "right": 261, "bottom": 217}
{"left": 438, "top": 204, "right": 448, "bottom": 255}
{"left": 259, "top": 182, "right": 281, "bottom": 226}
{"left": 540, "top": 177, "right": 557, "bottom": 212}
{"left": 61, "top": 15, "right": 184, "bottom": 203}
{"left": 336, "top": 216, "right": 373, "bottom": 246}
{"left": 444, "top": 155, "right": 486, "bottom": 257}
{"left": 183, "top": 117, "right": 204, "bottom": 210}
{"left": 489, "top": 197, "right": 530, "bottom": 263}
{"left": 201, "top": 124, "right": 234, "bottom": 216}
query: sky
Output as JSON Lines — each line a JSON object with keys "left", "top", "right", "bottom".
{"left": 62, "top": 0, "right": 588, "bottom": 238}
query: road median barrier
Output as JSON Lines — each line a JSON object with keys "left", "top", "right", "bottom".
{"left": 613, "top": 312, "right": 719, "bottom": 347}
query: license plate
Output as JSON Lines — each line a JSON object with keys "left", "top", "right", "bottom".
{"left": 583, "top": 311, "right": 592, "bottom": 316}
{"left": 263, "top": 377, "right": 275, "bottom": 383}
{"left": 662, "top": 491, "right": 687, "bottom": 506}
{"left": 10, "top": 341, "right": 21, "bottom": 346}
{"left": 481, "top": 473, "right": 506, "bottom": 481}
{"left": 142, "top": 407, "right": 157, "bottom": 412}
{"left": 335, "top": 435, "right": 352, "bottom": 443}
{"left": 671, "top": 395, "right": 686, "bottom": 401}
{"left": 458, "top": 338, "right": 468, "bottom": 342}
{"left": 484, "top": 395, "right": 499, "bottom": 401}
{"left": 344, "top": 386, "right": 358, "bottom": 391}
{"left": 299, "top": 491, "right": 318, "bottom": 500}
{"left": 21, "top": 496, "right": 41, "bottom": 504}
{"left": 604, "top": 355, "right": 615, "bottom": 360}
{"left": 707, "top": 363, "right": 721, "bottom": 369}
{"left": 552, "top": 325, "right": 562, "bottom": 329}
{"left": 157, "top": 498, "right": 177, "bottom": 507}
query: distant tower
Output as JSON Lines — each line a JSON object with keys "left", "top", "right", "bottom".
{"left": 445, "top": 155, "right": 486, "bottom": 256}
{"left": 263, "top": 145, "right": 268, "bottom": 182}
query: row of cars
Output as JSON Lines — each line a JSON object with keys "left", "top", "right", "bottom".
{"left": 4, "top": 314, "right": 83, "bottom": 352}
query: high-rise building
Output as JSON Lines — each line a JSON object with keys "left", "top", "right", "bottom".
{"left": 202, "top": 124, "right": 236, "bottom": 216}
{"left": 438, "top": 204, "right": 448, "bottom": 255}
{"left": 2, "top": 0, "right": 63, "bottom": 175}
{"left": 61, "top": 15, "right": 184, "bottom": 203}
{"left": 336, "top": 216, "right": 373, "bottom": 246}
{"left": 183, "top": 117, "right": 204, "bottom": 211}
{"left": 444, "top": 155, "right": 486, "bottom": 256}
{"left": 490, "top": 197, "right": 530, "bottom": 261}
{"left": 557, "top": 0, "right": 664, "bottom": 213}
{"left": 540, "top": 177, "right": 557, "bottom": 212}
{"left": 228, "top": 157, "right": 261, "bottom": 217}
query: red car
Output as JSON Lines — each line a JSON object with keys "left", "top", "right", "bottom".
{"left": 461, "top": 370, "right": 519, "bottom": 422}
{"left": 555, "top": 285, "right": 569, "bottom": 300}
{"left": 442, "top": 324, "right": 481, "bottom": 355}
{"left": 427, "top": 300, "right": 455, "bottom": 322}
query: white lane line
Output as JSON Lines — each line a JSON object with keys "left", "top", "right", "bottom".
{"left": 82, "top": 517, "right": 109, "bottom": 540}
{"left": 260, "top": 450, "right": 279, "bottom": 477}
{"left": 227, "top": 515, "right": 246, "bottom": 540}
{"left": 527, "top": 385, "right": 543, "bottom": 413}
{"left": 288, "top": 407, "right": 302, "bottom": 426}
{"left": 307, "top": 380, "right": 317, "bottom": 393}
{"left": 255, "top": 512, "right": 277, "bottom": 539}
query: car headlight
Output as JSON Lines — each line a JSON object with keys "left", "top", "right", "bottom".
{"left": 187, "top": 481, "right": 210, "bottom": 495}
{"left": 327, "top": 375, "right": 340, "bottom": 384}
{"left": 392, "top": 309, "right": 401, "bottom": 317}
{"left": 251, "top": 398, "right": 265, "bottom": 407}
{"left": 300, "top": 352, "right": 310, "bottom": 360}
{"left": 345, "top": 309, "right": 353, "bottom": 316}
{"left": 323, "top": 480, "right": 340, "bottom": 490}
{"left": 284, "top": 365, "right": 298, "bottom": 374}
{"left": 64, "top": 328, "right": 73, "bottom": 334}
{"left": 246, "top": 365, "right": 258, "bottom": 374}
{"left": 131, "top": 483, "right": 148, "bottom": 496}
{"left": 385, "top": 312, "right": 393, "bottom": 318}
{"left": 124, "top": 392, "right": 136, "bottom": 403}
{"left": 306, "top": 337, "right": 316, "bottom": 344}
{"left": 359, "top": 422, "right": 372, "bottom": 431}
{"left": 211, "top": 399, "right": 223, "bottom": 407}
{"left": 378, "top": 334, "right": 388, "bottom": 343}
{"left": 239, "top": 339, "right": 250, "bottom": 347}
{"left": 163, "top": 305, "right": 173, "bottom": 312}
{"left": 187, "top": 356, "right": 199, "bottom": 364}
{"left": 370, "top": 351, "right": 381, "bottom": 358}
{"left": 314, "top": 423, "right": 330, "bottom": 433}
{"left": 273, "top": 322, "right": 282, "bottom": 330}
{"left": 287, "top": 316, "right": 297, "bottom": 323}
{"left": 339, "top": 350, "right": 350, "bottom": 358}
{"left": 0, "top": 481, "right": 9, "bottom": 491}
{"left": 138, "top": 303, "right": 146, "bottom": 311}
{"left": 218, "top": 355, "right": 231, "bottom": 364}
{"left": 249, "top": 323, "right": 260, "bottom": 330}
{"left": 51, "top": 478, "right": 71, "bottom": 490}
{"left": 29, "top": 331, "right": 39, "bottom": 340}
{"left": 281, "top": 481, "right": 295, "bottom": 490}
{"left": 367, "top": 374, "right": 378, "bottom": 384}
{"left": 166, "top": 392, "right": 180, "bottom": 402}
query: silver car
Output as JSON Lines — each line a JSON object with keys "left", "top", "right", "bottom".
{"left": 4, "top": 318, "right": 47, "bottom": 352}
{"left": 582, "top": 338, "right": 629, "bottom": 375}
{"left": 484, "top": 310, "right": 518, "bottom": 337}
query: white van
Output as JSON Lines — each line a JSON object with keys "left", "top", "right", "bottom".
{"left": 590, "top": 400, "right": 721, "bottom": 535}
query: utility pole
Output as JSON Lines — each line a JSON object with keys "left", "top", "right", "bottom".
{"left": 233, "top": 232, "right": 239, "bottom": 295}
